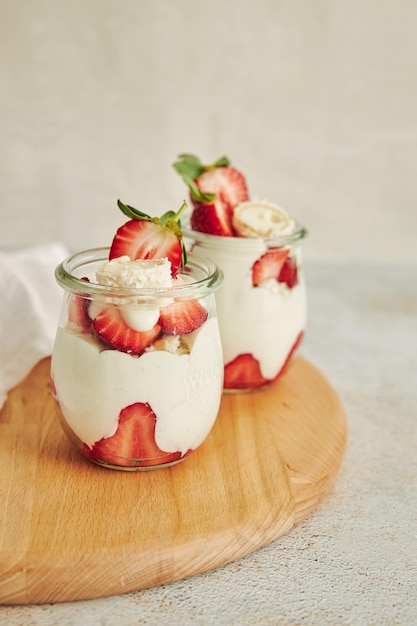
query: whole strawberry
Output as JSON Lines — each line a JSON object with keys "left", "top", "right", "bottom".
{"left": 173, "top": 154, "right": 249, "bottom": 236}
{"left": 109, "top": 199, "right": 187, "bottom": 276}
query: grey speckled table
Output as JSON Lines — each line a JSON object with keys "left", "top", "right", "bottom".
{"left": 1, "top": 263, "right": 416, "bottom": 626}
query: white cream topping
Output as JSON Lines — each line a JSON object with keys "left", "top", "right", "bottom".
{"left": 233, "top": 200, "right": 295, "bottom": 238}
{"left": 94, "top": 256, "right": 174, "bottom": 332}
{"left": 51, "top": 318, "right": 223, "bottom": 454}
{"left": 96, "top": 256, "right": 173, "bottom": 289}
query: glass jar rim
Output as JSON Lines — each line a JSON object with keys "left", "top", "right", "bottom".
{"left": 55, "top": 247, "right": 224, "bottom": 299}
{"left": 182, "top": 220, "right": 308, "bottom": 251}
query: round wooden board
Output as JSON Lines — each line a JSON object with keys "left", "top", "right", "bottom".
{"left": 0, "top": 356, "right": 347, "bottom": 605}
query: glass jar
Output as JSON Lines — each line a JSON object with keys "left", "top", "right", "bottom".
{"left": 183, "top": 223, "right": 308, "bottom": 391}
{"left": 51, "top": 248, "right": 224, "bottom": 470}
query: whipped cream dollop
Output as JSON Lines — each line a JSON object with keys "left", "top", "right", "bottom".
{"left": 96, "top": 256, "right": 173, "bottom": 289}
{"left": 94, "top": 256, "right": 174, "bottom": 332}
{"left": 233, "top": 200, "right": 295, "bottom": 238}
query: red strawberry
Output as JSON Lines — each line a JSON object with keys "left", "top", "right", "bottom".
{"left": 190, "top": 202, "right": 235, "bottom": 237}
{"left": 251, "top": 249, "right": 289, "bottom": 287}
{"left": 88, "top": 402, "right": 183, "bottom": 468}
{"left": 224, "top": 353, "right": 268, "bottom": 389}
{"left": 278, "top": 256, "right": 299, "bottom": 288}
{"left": 173, "top": 154, "right": 249, "bottom": 236}
{"left": 159, "top": 299, "right": 208, "bottom": 335}
{"left": 92, "top": 306, "right": 161, "bottom": 354}
{"left": 68, "top": 277, "right": 91, "bottom": 331}
{"left": 109, "top": 200, "right": 187, "bottom": 276}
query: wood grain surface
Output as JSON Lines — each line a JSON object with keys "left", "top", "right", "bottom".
{"left": 0, "top": 356, "right": 347, "bottom": 605}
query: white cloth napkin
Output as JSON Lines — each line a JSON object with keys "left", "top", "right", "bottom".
{"left": 0, "top": 243, "right": 68, "bottom": 410}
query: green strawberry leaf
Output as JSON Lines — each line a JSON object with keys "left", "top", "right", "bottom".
{"left": 211, "top": 155, "right": 230, "bottom": 169}
{"left": 117, "top": 199, "right": 151, "bottom": 221}
{"left": 181, "top": 176, "right": 215, "bottom": 203}
{"left": 172, "top": 154, "right": 205, "bottom": 180}
{"left": 172, "top": 153, "right": 231, "bottom": 203}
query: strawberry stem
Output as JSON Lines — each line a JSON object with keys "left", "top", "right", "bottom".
{"left": 159, "top": 199, "right": 188, "bottom": 226}
{"left": 161, "top": 200, "right": 188, "bottom": 267}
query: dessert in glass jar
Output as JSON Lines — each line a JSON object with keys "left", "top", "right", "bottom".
{"left": 173, "top": 154, "right": 307, "bottom": 391}
{"left": 51, "top": 201, "right": 224, "bottom": 470}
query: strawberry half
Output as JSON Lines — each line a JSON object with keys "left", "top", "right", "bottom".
{"left": 92, "top": 306, "right": 161, "bottom": 354}
{"left": 251, "top": 249, "right": 289, "bottom": 287}
{"left": 68, "top": 277, "right": 91, "bottom": 331}
{"left": 159, "top": 299, "right": 208, "bottom": 335}
{"left": 172, "top": 154, "right": 249, "bottom": 236}
{"left": 109, "top": 200, "right": 187, "bottom": 276}
{"left": 190, "top": 202, "right": 235, "bottom": 237}
{"left": 224, "top": 353, "right": 268, "bottom": 389}
{"left": 278, "top": 256, "right": 299, "bottom": 288}
{"left": 88, "top": 402, "right": 183, "bottom": 468}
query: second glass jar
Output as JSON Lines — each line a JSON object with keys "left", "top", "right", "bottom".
{"left": 183, "top": 224, "right": 308, "bottom": 391}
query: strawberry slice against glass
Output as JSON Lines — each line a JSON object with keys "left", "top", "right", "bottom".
{"left": 251, "top": 249, "right": 290, "bottom": 287}
{"left": 88, "top": 402, "right": 183, "bottom": 468}
{"left": 109, "top": 200, "right": 187, "bottom": 276}
{"left": 278, "top": 256, "right": 299, "bottom": 288}
{"left": 67, "top": 277, "right": 91, "bottom": 331}
{"left": 172, "top": 154, "right": 249, "bottom": 236}
{"left": 224, "top": 353, "right": 268, "bottom": 390}
{"left": 159, "top": 299, "right": 208, "bottom": 335}
{"left": 92, "top": 306, "right": 161, "bottom": 355}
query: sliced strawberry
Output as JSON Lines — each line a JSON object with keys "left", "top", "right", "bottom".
{"left": 190, "top": 201, "right": 235, "bottom": 237}
{"left": 92, "top": 306, "right": 161, "bottom": 354}
{"left": 109, "top": 219, "right": 183, "bottom": 274}
{"left": 88, "top": 402, "right": 183, "bottom": 468}
{"left": 251, "top": 249, "right": 289, "bottom": 287}
{"left": 68, "top": 277, "right": 91, "bottom": 331}
{"left": 173, "top": 154, "right": 249, "bottom": 236}
{"left": 109, "top": 200, "right": 187, "bottom": 276}
{"left": 159, "top": 299, "right": 208, "bottom": 335}
{"left": 192, "top": 166, "right": 249, "bottom": 236}
{"left": 224, "top": 353, "right": 269, "bottom": 390}
{"left": 224, "top": 332, "right": 304, "bottom": 389}
{"left": 195, "top": 164, "right": 248, "bottom": 208}
{"left": 278, "top": 256, "right": 299, "bottom": 288}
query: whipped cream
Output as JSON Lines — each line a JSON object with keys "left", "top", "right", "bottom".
{"left": 96, "top": 256, "right": 173, "bottom": 289}
{"left": 95, "top": 256, "right": 173, "bottom": 332}
{"left": 51, "top": 318, "right": 223, "bottom": 454}
{"left": 232, "top": 200, "right": 295, "bottom": 238}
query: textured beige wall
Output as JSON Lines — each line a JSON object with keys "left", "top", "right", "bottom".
{"left": 1, "top": 0, "right": 416, "bottom": 263}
